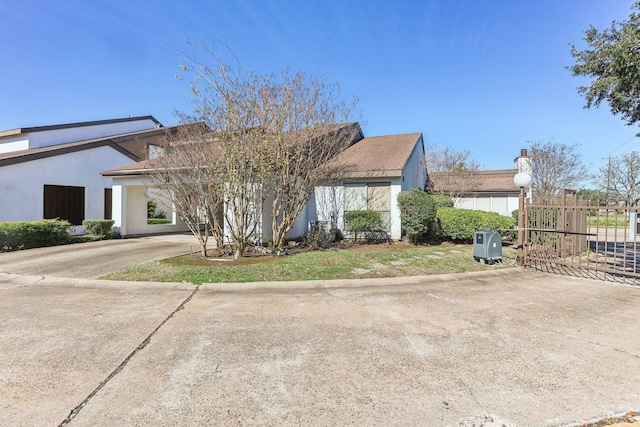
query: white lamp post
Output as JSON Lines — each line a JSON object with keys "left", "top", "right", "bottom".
{"left": 513, "top": 172, "right": 532, "bottom": 266}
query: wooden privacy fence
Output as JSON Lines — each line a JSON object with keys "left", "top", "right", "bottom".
{"left": 524, "top": 193, "right": 640, "bottom": 284}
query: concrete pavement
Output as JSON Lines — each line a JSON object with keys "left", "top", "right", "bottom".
{"left": 0, "top": 234, "right": 202, "bottom": 278}
{"left": 1, "top": 269, "right": 639, "bottom": 426}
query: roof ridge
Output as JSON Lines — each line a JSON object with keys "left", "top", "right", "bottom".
{"left": 0, "top": 115, "right": 162, "bottom": 137}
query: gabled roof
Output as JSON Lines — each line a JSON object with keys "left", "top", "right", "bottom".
{"left": 0, "top": 124, "right": 188, "bottom": 168}
{"left": 332, "top": 132, "right": 423, "bottom": 178}
{"left": 103, "top": 129, "right": 422, "bottom": 179}
{"left": 0, "top": 115, "right": 161, "bottom": 138}
{"left": 430, "top": 169, "right": 520, "bottom": 194}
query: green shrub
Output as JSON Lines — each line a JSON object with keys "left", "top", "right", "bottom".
{"left": 0, "top": 219, "right": 71, "bottom": 252}
{"left": 344, "top": 210, "right": 383, "bottom": 242}
{"left": 431, "top": 194, "right": 454, "bottom": 209}
{"left": 436, "top": 208, "right": 515, "bottom": 242}
{"left": 147, "top": 218, "right": 172, "bottom": 225}
{"left": 147, "top": 200, "right": 167, "bottom": 219}
{"left": 82, "top": 219, "right": 115, "bottom": 237}
{"left": 512, "top": 209, "right": 519, "bottom": 222}
{"left": 397, "top": 189, "right": 437, "bottom": 244}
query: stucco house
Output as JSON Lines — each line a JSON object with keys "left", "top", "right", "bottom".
{"left": 102, "top": 125, "right": 427, "bottom": 241}
{"left": 0, "top": 116, "right": 165, "bottom": 228}
{"left": 428, "top": 150, "right": 532, "bottom": 217}
{"left": 449, "top": 169, "right": 520, "bottom": 216}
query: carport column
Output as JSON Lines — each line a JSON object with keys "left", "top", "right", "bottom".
{"left": 112, "top": 184, "right": 127, "bottom": 236}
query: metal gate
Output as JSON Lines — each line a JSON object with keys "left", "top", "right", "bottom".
{"left": 524, "top": 192, "right": 640, "bottom": 284}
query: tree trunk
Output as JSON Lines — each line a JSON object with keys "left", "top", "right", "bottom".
{"left": 200, "top": 243, "right": 207, "bottom": 258}
{"left": 234, "top": 244, "right": 244, "bottom": 260}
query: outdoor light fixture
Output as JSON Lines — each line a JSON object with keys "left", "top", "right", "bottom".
{"left": 513, "top": 172, "right": 532, "bottom": 188}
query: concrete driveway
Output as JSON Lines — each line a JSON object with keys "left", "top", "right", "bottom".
{"left": 1, "top": 269, "right": 639, "bottom": 426}
{"left": 0, "top": 234, "right": 201, "bottom": 278}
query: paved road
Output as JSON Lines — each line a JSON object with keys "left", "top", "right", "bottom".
{"left": 0, "top": 234, "right": 201, "bottom": 278}
{"left": 1, "top": 269, "right": 639, "bottom": 426}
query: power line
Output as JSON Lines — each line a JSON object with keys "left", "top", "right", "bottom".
{"left": 608, "top": 135, "right": 639, "bottom": 157}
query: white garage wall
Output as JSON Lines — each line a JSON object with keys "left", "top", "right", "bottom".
{"left": 0, "top": 146, "right": 134, "bottom": 222}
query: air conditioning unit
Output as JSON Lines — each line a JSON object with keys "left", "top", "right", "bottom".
{"left": 473, "top": 227, "right": 502, "bottom": 264}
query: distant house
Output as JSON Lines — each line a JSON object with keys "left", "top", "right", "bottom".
{"left": 102, "top": 125, "right": 427, "bottom": 241}
{"left": 428, "top": 150, "right": 532, "bottom": 217}
{"left": 451, "top": 169, "right": 520, "bottom": 217}
{"left": 0, "top": 116, "right": 164, "bottom": 228}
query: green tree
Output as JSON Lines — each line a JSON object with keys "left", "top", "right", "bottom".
{"left": 576, "top": 188, "right": 608, "bottom": 207}
{"left": 569, "top": 2, "right": 640, "bottom": 127}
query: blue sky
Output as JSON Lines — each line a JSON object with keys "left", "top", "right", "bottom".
{"left": 1, "top": 0, "right": 638, "bottom": 181}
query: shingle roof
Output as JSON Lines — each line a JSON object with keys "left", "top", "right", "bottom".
{"left": 332, "top": 132, "right": 423, "bottom": 178}
{"left": 430, "top": 169, "right": 519, "bottom": 194}
{"left": 102, "top": 122, "right": 367, "bottom": 177}
{"left": 0, "top": 115, "right": 161, "bottom": 138}
{"left": 101, "top": 158, "right": 154, "bottom": 176}
{"left": 102, "top": 126, "right": 422, "bottom": 180}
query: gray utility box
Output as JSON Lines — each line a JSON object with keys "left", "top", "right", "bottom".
{"left": 473, "top": 228, "right": 502, "bottom": 264}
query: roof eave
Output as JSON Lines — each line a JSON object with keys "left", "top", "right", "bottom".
{"left": 0, "top": 139, "right": 139, "bottom": 167}
{"left": 343, "top": 169, "right": 404, "bottom": 179}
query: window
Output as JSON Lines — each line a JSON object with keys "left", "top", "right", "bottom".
{"left": 344, "top": 182, "right": 391, "bottom": 231}
{"left": 43, "top": 185, "right": 85, "bottom": 225}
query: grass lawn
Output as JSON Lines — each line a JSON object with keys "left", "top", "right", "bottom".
{"left": 101, "top": 243, "right": 517, "bottom": 284}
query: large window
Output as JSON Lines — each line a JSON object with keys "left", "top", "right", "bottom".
{"left": 344, "top": 182, "right": 391, "bottom": 231}
{"left": 43, "top": 185, "right": 85, "bottom": 225}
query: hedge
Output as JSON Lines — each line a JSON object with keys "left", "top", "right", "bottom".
{"left": 147, "top": 218, "right": 172, "bottom": 225}
{"left": 436, "top": 207, "right": 515, "bottom": 242}
{"left": 82, "top": 219, "right": 115, "bottom": 237}
{"left": 397, "top": 189, "right": 436, "bottom": 243}
{"left": 430, "top": 194, "right": 454, "bottom": 209}
{"left": 344, "top": 210, "right": 383, "bottom": 241}
{"left": 0, "top": 219, "right": 71, "bottom": 252}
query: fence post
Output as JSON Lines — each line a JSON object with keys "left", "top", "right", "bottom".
{"left": 518, "top": 186, "right": 526, "bottom": 266}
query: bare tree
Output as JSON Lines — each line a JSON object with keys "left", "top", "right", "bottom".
{"left": 594, "top": 151, "right": 640, "bottom": 206}
{"left": 528, "top": 140, "right": 590, "bottom": 204}
{"left": 173, "top": 43, "right": 359, "bottom": 256}
{"left": 425, "top": 143, "right": 480, "bottom": 201}
{"left": 147, "top": 119, "right": 224, "bottom": 257}
{"left": 269, "top": 122, "right": 361, "bottom": 248}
